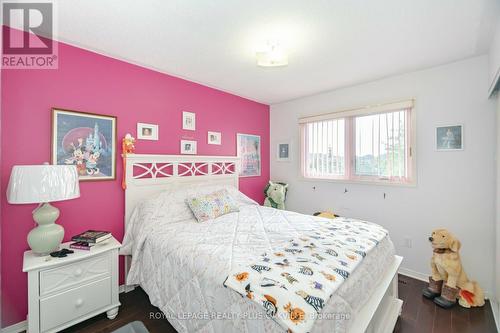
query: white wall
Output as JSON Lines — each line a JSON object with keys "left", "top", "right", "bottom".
{"left": 495, "top": 93, "right": 500, "bottom": 326}
{"left": 490, "top": 12, "right": 500, "bottom": 326}
{"left": 489, "top": 17, "right": 500, "bottom": 93}
{"left": 270, "top": 55, "right": 496, "bottom": 295}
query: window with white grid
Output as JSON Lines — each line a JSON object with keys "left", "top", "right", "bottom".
{"left": 300, "top": 100, "right": 415, "bottom": 184}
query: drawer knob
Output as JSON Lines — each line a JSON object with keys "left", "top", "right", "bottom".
{"left": 75, "top": 298, "right": 84, "bottom": 307}
{"left": 74, "top": 268, "right": 83, "bottom": 277}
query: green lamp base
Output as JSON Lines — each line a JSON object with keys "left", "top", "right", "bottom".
{"left": 28, "top": 202, "right": 64, "bottom": 255}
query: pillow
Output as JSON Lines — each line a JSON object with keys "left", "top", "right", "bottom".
{"left": 191, "top": 184, "right": 258, "bottom": 207}
{"left": 186, "top": 189, "right": 240, "bottom": 222}
{"left": 224, "top": 186, "right": 259, "bottom": 207}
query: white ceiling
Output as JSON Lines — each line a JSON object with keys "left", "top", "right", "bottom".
{"left": 54, "top": 0, "right": 499, "bottom": 104}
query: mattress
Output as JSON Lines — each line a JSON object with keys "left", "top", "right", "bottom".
{"left": 122, "top": 190, "right": 395, "bottom": 333}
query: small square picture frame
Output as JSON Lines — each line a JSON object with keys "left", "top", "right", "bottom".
{"left": 277, "top": 141, "right": 291, "bottom": 162}
{"left": 207, "top": 131, "right": 222, "bottom": 145}
{"left": 435, "top": 124, "right": 463, "bottom": 151}
{"left": 182, "top": 111, "right": 196, "bottom": 131}
{"left": 180, "top": 140, "right": 197, "bottom": 154}
{"left": 137, "top": 123, "right": 159, "bottom": 140}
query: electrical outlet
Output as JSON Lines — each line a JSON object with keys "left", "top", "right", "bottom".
{"left": 403, "top": 237, "right": 412, "bottom": 248}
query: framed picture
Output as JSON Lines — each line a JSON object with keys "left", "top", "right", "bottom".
{"left": 237, "top": 133, "right": 261, "bottom": 177}
{"left": 208, "top": 131, "right": 221, "bottom": 145}
{"left": 180, "top": 140, "right": 197, "bottom": 154}
{"left": 277, "top": 142, "right": 291, "bottom": 161}
{"left": 51, "top": 108, "right": 116, "bottom": 181}
{"left": 182, "top": 111, "right": 196, "bottom": 131}
{"left": 137, "top": 122, "right": 159, "bottom": 140}
{"left": 436, "top": 125, "right": 463, "bottom": 151}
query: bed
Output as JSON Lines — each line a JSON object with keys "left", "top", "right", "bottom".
{"left": 120, "top": 154, "right": 403, "bottom": 333}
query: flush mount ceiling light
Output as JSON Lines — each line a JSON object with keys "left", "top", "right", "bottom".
{"left": 256, "top": 41, "right": 288, "bottom": 67}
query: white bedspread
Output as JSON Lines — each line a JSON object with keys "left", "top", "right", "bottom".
{"left": 223, "top": 217, "right": 389, "bottom": 333}
{"left": 122, "top": 189, "right": 395, "bottom": 333}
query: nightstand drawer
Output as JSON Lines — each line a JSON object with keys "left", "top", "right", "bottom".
{"left": 40, "top": 277, "right": 112, "bottom": 332}
{"left": 40, "top": 253, "right": 111, "bottom": 296}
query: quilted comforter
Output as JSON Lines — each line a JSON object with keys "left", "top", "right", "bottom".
{"left": 121, "top": 187, "right": 395, "bottom": 333}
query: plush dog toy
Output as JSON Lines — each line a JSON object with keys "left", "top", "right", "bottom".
{"left": 422, "top": 229, "right": 484, "bottom": 308}
{"left": 313, "top": 211, "right": 338, "bottom": 219}
{"left": 263, "top": 181, "right": 288, "bottom": 210}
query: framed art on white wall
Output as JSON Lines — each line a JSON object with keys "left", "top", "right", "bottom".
{"left": 180, "top": 140, "right": 197, "bottom": 154}
{"left": 182, "top": 112, "right": 196, "bottom": 131}
{"left": 276, "top": 141, "right": 291, "bottom": 161}
{"left": 436, "top": 124, "right": 463, "bottom": 151}
{"left": 137, "top": 123, "right": 159, "bottom": 140}
{"left": 237, "top": 133, "right": 261, "bottom": 177}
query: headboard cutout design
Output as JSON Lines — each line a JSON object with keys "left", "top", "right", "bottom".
{"left": 123, "top": 154, "right": 239, "bottom": 226}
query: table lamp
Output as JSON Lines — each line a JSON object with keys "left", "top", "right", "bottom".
{"left": 6, "top": 164, "right": 80, "bottom": 255}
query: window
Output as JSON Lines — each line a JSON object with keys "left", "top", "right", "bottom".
{"left": 303, "top": 118, "right": 345, "bottom": 178}
{"left": 300, "top": 100, "right": 415, "bottom": 184}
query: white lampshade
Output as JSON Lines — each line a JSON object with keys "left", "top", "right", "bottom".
{"left": 6, "top": 165, "right": 80, "bottom": 204}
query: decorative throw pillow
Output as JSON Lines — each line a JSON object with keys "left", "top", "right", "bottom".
{"left": 186, "top": 189, "right": 240, "bottom": 222}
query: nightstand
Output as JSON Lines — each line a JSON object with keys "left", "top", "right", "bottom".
{"left": 23, "top": 236, "right": 121, "bottom": 333}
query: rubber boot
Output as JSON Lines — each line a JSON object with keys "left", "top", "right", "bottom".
{"left": 422, "top": 277, "right": 443, "bottom": 299}
{"left": 434, "top": 284, "right": 459, "bottom": 309}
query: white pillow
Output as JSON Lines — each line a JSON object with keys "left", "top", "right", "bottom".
{"left": 141, "top": 184, "right": 256, "bottom": 223}
{"left": 121, "top": 184, "right": 257, "bottom": 255}
{"left": 190, "top": 184, "right": 258, "bottom": 207}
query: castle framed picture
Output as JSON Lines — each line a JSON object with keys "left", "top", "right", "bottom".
{"left": 237, "top": 133, "right": 261, "bottom": 177}
{"left": 51, "top": 108, "right": 117, "bottom": 181}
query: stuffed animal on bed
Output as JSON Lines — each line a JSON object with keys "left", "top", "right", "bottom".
{"left": 264, "top": 181, "right": 288, "bottom": 210}
{"left": 422, "top": 228, "right": 485, "bottom": 309}
{"left": 313, "top": 211, "right": 338, "bottom": 219}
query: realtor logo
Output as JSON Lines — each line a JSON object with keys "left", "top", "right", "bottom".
{"left": 2, "top": 1, "right": 58, "bottom": 69}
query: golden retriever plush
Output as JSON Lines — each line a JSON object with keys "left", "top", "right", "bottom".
{"left": 422, "top": 229, "right": 484, "bottom": 308}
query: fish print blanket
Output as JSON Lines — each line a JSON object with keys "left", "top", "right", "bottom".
{"left": 223, "top": 218, "right": 388, "bottom": 333}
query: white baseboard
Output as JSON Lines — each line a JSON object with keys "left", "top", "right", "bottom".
{"left": 119, "top": 284, "right": 136, "bottom": 293}
{"left": 491, "top": 299, "right": 499, "bottom": 332}
{"left": 398, "top": 267, "right": 428, "bottom": 282}
{"left": 1, "top": 284, "right": 135, "bottom": 332}
{"left": 0, "top": 320, "right": 27, "bottom": 333}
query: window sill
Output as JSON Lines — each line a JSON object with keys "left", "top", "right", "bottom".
{"left": 299, "top": 176, "right": 417, "bottom": 187}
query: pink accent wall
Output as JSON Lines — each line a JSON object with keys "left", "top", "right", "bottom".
{"left": 0, "top": 33, "right": 269, "bottom": 327}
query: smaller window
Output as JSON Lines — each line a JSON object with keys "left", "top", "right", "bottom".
{"left": 303, "top": 118, "right": 345, "bottom": 179}
{"left": 353, "top": 109, "right": 411, "bottom": 183}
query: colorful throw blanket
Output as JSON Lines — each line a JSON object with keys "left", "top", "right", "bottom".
{"left": 223, "top": 217, "right": 388, "bottom": 333}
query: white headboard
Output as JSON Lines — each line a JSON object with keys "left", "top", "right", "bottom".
{"left": 123, "top": 154, "right": 239, "bottom": 228}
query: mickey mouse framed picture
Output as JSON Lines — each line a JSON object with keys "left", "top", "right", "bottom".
{"left": 51, "top": 108, "right": 117, "bottom": 181}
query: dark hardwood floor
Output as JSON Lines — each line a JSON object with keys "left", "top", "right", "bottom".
{"left": 61, "top": 275, "right": 497, "bottom": 333}
{"left": 394, "top": 275, "right": 497, "bottom": 333}
{"left": 59, "top": 287, "right": 176, "bottom": 333}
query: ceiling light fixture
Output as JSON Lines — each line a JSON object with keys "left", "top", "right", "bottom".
{"left": 256, "top": 41, "right": 288, "bottom": 67}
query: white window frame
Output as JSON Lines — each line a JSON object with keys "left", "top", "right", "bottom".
{"left": 299, "top": 99, "right": 416, "bottom": 186}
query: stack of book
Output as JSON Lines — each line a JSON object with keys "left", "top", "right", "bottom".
{"left": 69, "top": 230, "right": 111, "bottom": 250}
